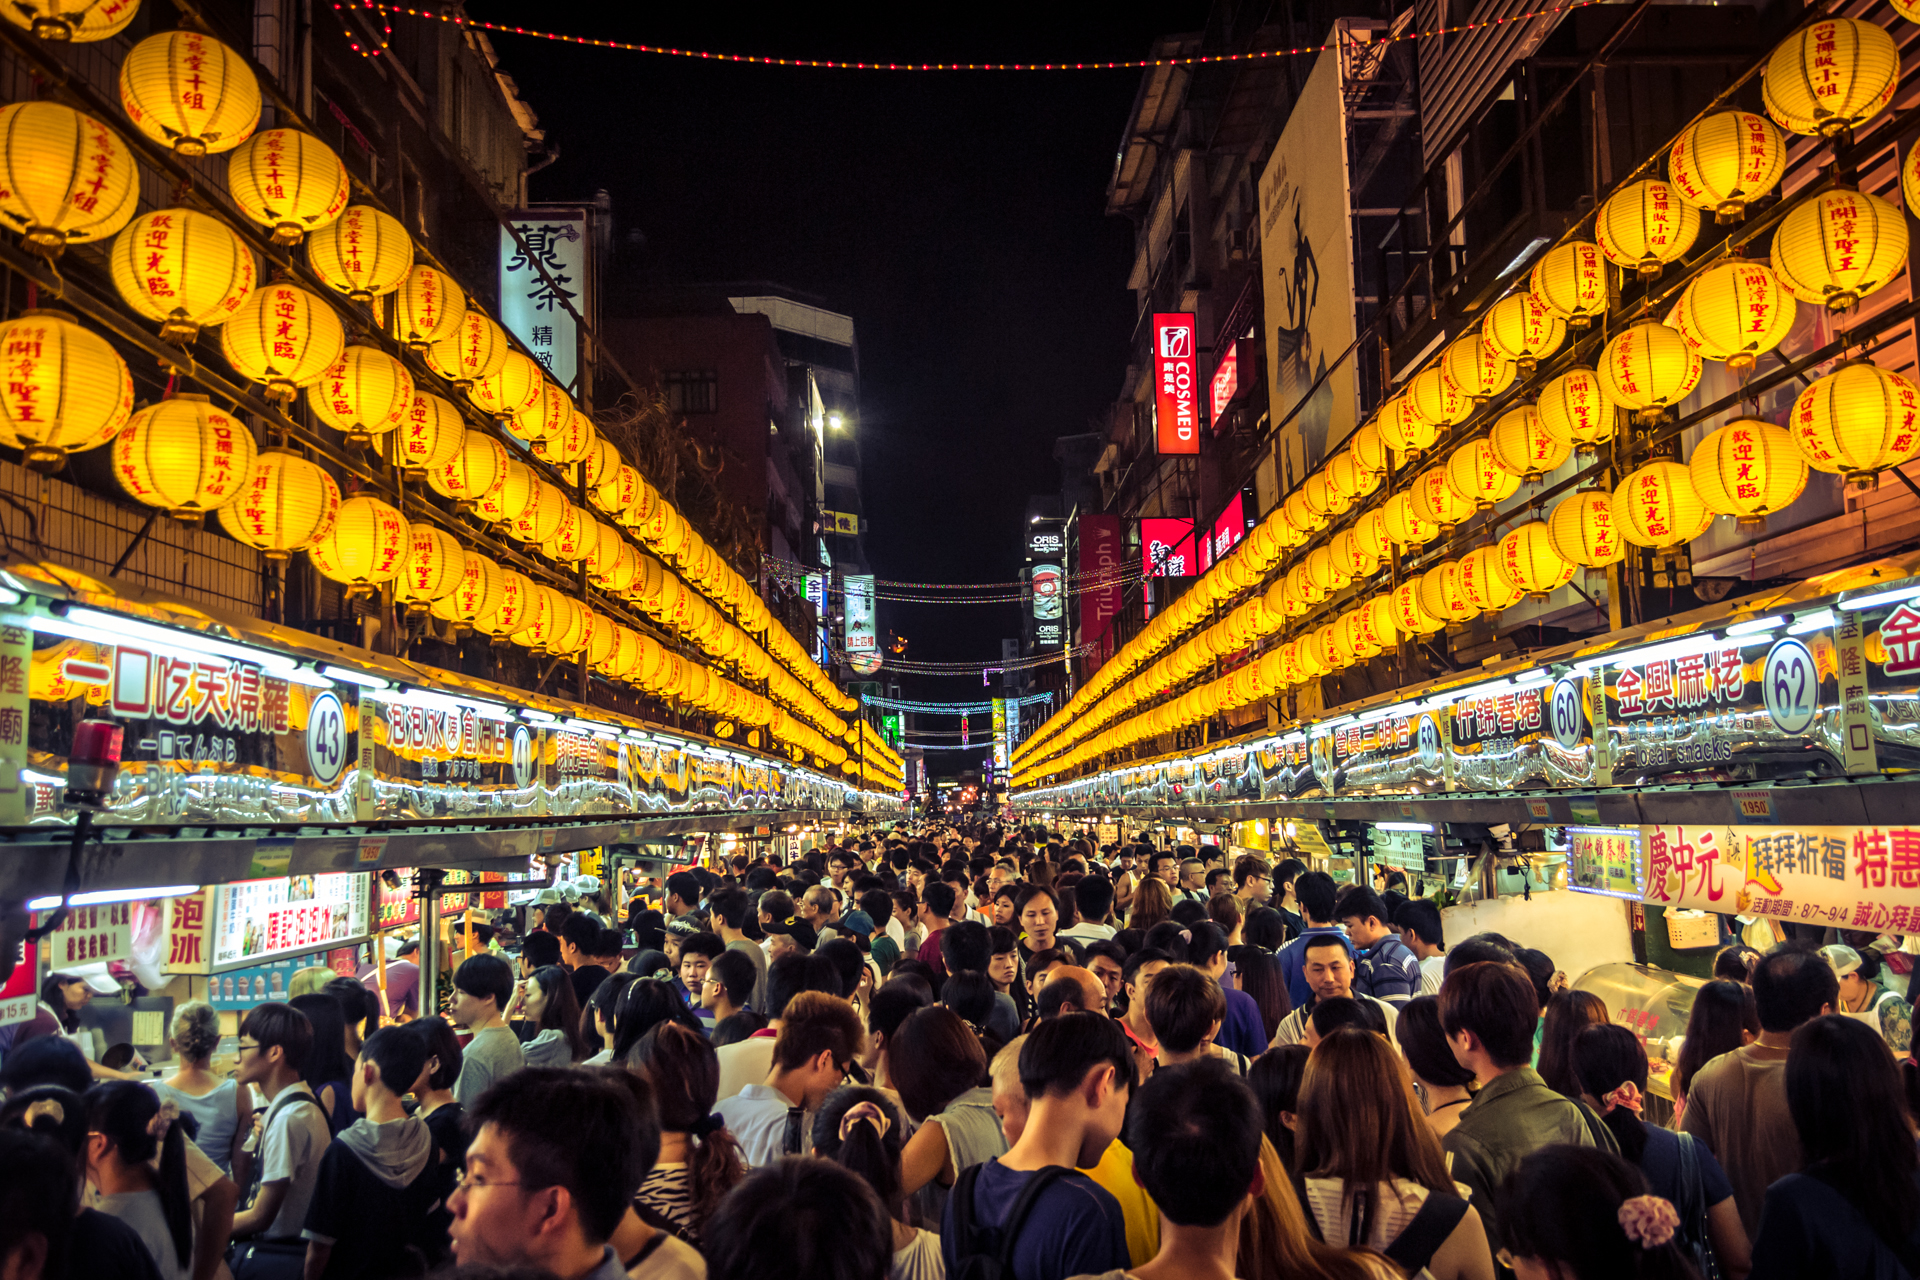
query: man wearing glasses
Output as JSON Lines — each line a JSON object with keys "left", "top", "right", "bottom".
{"left": 228, "top": 1002, "right": 332, "bottom": 1243}
{"left": 450, "top": 1068, "right": 684, "bottom": 1280}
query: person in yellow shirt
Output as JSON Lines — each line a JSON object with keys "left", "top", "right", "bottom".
{"left": 988, "top": 1034, "right": 1161, "bottom": 1266}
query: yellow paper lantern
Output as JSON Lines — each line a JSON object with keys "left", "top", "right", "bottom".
{"left": 1667, "top": 112, "right": 1786, "bottom": 223}
{"left": 0, "top": 310, "right": 134, "bottom": 469}
{"left": 308, "top": 495, "right": 407, "bottom": 593}
{"left": 1410, "top": 465, "right": 1473, "bottom": 531}
{"left": 1353, "top": 507, "right": 1393, "bottom": 562}
{"left": 581, "top": 436, "right": 622, "bottom": 489}
{"left": 468, "top": 349, "right": 546, "bottom": 424}
{"left": 1498, "top": 521, "right": 1576, "bottom": 599}
{"left": 474, "top": 459, "right": 535, "bottom": 527}
{"left": 1672, "top": 260, "right": 1796, "bottom": 373}
{"left": 1379, "top": 394, "right": 1440, "bottom": 456}
{"left": 216, "top": 448, "right": 340, "bottom": 561}
{"left": 1458, "top": 546, "right": 1524, "bottom": 613}
{"left": 1360, "top": 595, "right": 1400, "bottom": 652}
{"left": 397, "top": 523, "right": 465, "bottom": 607}
{"left": 1597, "top": 322, "right": 1702, "bottom": 423}
{"left": 1445, "top": 438, "right": 1520, "bottom": 512}
{"left": 1, "top": 0, "right": 140, "bottom": 42}
{"left": 1286, "top": 562, "right": 1323, "bottom": 608}
{"left": 594, "top": 464, "right": 643, "bottom": 516}
{"left": 543, "top": 505, "right": 596, "bottom": 563}
{"left": 1488, "top": 405, "right": 1570, "bottom": 481}
{"left": 1330, "top": 526, "right": 1380, "bottom": 582}
{"left": 536, "top": 410, "right": 598, "bottom": 466}
{"left": 0, "top": 102, "right": 139, "bottom": 253}
{"left": 306, "top": 206, "right": 412, "bottom": 302}
{"left": 1790, "top": 362, "right": 1920, "bottom": 486}
{"left": 110, "top": 396, "right": 256, "bottom": 522}
{"left": 1418, "top": 561, "right": 1477, "bottom": 623}
{"left": 1283, "top": 488, "right": 1327, "bottom": 537}
{"left": 481, "top": 571, "right": 533, "bottom": 637}
{"left": 1529, "top": 241, "right": 1609, "bottom": 328}
{"left": 1312, "top": 624, "right": 1348, "bottom": 672}
{"left": 1391, "top": 581, "right": 1445, "bottom": 636}
{"left": 1771, "top": 189, "right": 1909, "bottom": 314}
{"left": 1689, "top": 419, "right": 1808, "bottom": 528}
{"left": 1382, "top": 491, "right": 1437, "bottom": 547}
{"left": 1337, "top": 609, "right": 1380, "bottom": 661}
{"left": 1611, "top": 461, "right": 1711, "bottom": 548}
{"left": 1409, "top": 365, "right": 1472, "bottom": 428}
{"left": 308, "top": 344, "right": 414, "bottom": 447}
{"left": 1482, "top": 291, "right": 1566, "bottom": 373}
{"left": 395, "top": 265, "right": 467, "bottom": 350}
{"left": 220, "top": 283, "right": 345, "bottom": 403}
{"left": 548, "top": 597, "right": 589, "bottom": 655}
{"left": 393, "top": 392, "right": 463, "bottom": 477}
{"left": 1537, "top": 367, "right": 1616, "bottom": 454}
{"left": 511, "top": 478, "right": 569, "bottom": 544}
{"left": 1349, "top": 421, "right": 1388, "bottom": 476}
{"left": 427, "top": 430, "right": 510, "bottom": 507}
{"left": 514, "top": 380, "right": 574, "bottom": 443}
{"left": 1548, "top": 491, "right": 1627, "bottom": 568}
{"left": 1762, "top": 18, "right": 1898, "bottom": 138}
{"left": 1595, "top": 180, "right": 1700, "bottom": 278}
{"left": 1305, "top": 544, "right": 1351, "bottom": 596}
{"left": 1302, "top": 470, "right": 1351, "bottom": 520}
{"left": 109, "top": 208, "right": 255, "bottom": 342}
{"left": 226, "top": 129, "right": 350, "bottom": 244}
{"left": 119, "top": 31, "right": 260, "bottom": 156}
{"left": 425, "top": 308, "right": 511, "bottom": 387}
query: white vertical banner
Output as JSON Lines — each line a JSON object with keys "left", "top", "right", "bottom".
{"left": 1834, "top": 609, "right": 1879, "bottom": 775}
{"left": 844, "top": 575, "right": 877, "bottom": 654}
{"left": 500, "top": 208, "right": 587, "bottom": 395}
{"left": 0, "top": 621, "right": 30, "bottom": 823}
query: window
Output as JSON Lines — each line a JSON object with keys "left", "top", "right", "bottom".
{"left": 664, "top": 371, "right": 720, "bottom": 414}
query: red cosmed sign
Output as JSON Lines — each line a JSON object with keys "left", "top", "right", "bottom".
{"left": 1079, "top": 514, "right": 1123, "bottom": 644}
{"left": 1153, "top": 313, "right": 1200, "bottom": 455}
{"left": 1210, "top": 343, "right": 1239, "bottom": 424}
{"left": 1140, "top": 517, "right": 1197, "bottom": 579}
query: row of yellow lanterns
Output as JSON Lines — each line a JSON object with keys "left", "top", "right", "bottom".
{"left": 0, "top": 27, "right": 851, "bottom": 724}
{"left": 1018, "top": 13, "right": 1920, "bottom": 780}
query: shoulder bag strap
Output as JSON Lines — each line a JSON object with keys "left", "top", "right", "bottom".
{"left": 997, "top": 1167, "right": 1072, "bottom": 1274}
{"left": 950, "top": 1161, "right": 985, "bottom": 1256}
{"left": 1383, "top": 1192, "right": 1471, "bottom": 1275}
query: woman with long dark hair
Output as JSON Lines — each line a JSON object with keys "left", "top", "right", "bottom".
{"left": 611, "top": 978, "right": 702, "bottom": 1064}
{"left": 1503, "top": 1145, "right": 1703, "bottom": 1280}
{"left": 631, "top": 1023, "right": 746, "bottom": 1245}
{"left": 894, "top": 1007, "right": 1002, "bottom": 1217}
{"left": 1128, "top": 877, "right": 1173, "bottom": 934}
{"left": 813, "top": 1086, "right": 942, "bottom": 1280}
{"left": 1537, "top": 989, "right": 1611, "bottom": 1099}
{"left": 1292, "top": 1028, "right": 1493, "bottom": 1280}
{"left": 517, "top": 965, "right": 587, "bottom": 1065}
{"left": 289, "top": 992, "right": 357, "bottom": 1133}
{"left": 1248, "top": 1044, "right": 1310, "bottom": 1170}
{"left": 1749, "top": 1015, "right": 1920, "bottom": 1277}
{"left": 1395, "top": 996, "right": 1476, "bottom": 1141}
{"left": 583, "top": 970, "right": 638, "bottom": 1065}
{"left": 1575, "top": 1024, "right": 1748, "bottom": 1280}
{"left": 1245, "top": 905, "right": 1290, "bottom": 952}
{"left": 1672, "top": 979, "right": 1759, "bottom": 1107}
{"left": 85, "top": 1081, "right": 195, "bottom": 1280}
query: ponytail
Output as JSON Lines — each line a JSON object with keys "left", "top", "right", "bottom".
{"left": 154, "top": 1109, "right": 193, "bottom": 1269}
{"left": 86, "top": 1083, "right": 193, "bottom": 1269}
{"left": 810, "top": 1087, "right": 907, "bottom": 1219}
{"left": 686, "top": 1115, "right": 749, "bottom": 1226}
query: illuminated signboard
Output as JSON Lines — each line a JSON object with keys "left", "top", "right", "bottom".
{"left": 1153, "top": 313, "right": 1200, "bottom": 455}
{"left": 1027, "top": 529, "right": 1064, "bottom": 557}
{"left": 1140, "top": 517, "right": 1197, "bottom": 578}
{"left": 1567, "top": 826, "right": 1644, "bottom": 900}
{"left": 844, "top": 574, "right": 877, "bottom": 653}
{"left": 212, "top": 872, "right": 372, "bottom": 970}
{"left": 1079, "top": 514, "right": 1123, "bottom": 645}
{"left": 500, "top": 207, "right": 587, "bottom": 394}
{"left": 1211, "top": 342, "right": 1239, "bottom": 422}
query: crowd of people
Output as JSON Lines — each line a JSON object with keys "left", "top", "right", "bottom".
{"left": 1, "top": 820, "right": 1916, "bottom": 1280}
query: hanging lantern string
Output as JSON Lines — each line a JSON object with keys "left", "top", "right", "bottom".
{"left": 341, "top": 0, "right": 1607, "bottom": 70}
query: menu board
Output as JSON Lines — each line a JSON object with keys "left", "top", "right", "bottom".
{"left": 206, "top": 948, "right": 361, "bottom": 1010}
{"left": 1567, "top": 826, "right": 1643, "bottom": 900}
{"left": 212, "top": 873, "right": 372, "bottom": 969}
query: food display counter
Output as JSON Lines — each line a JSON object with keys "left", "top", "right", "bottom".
{"left": 1572, "top": 961, "right": 1709, "bottom": 1125}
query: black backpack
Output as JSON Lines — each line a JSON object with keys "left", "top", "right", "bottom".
{"left": 948, "top": 1163, "right": 1072, "bottom": 1280}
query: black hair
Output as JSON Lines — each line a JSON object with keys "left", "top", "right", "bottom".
{"left": 631, "top": 1024, "right": 745, "bottom": 1230}
{"left": 520, "top": 931, "right": 563, "bottom": 970}
{"left": 1394, "top": 996, "right": 1475, "bottom": 1088}
{"left": 712, "top": 1010, "right": 769, "bottom": 1046}
{"left": 1574, "top": 1023, "right": 1650, "bottom": 1162}
{"left": 1018, "top": 1011, "right": 1134, "bottom": 1098}
{"left": 1334, "top": 884, "right": 1391, "bottom": 926}
{"left": 409, "top": 1015, "right": 464, "bottom": 1093}
{"left": 942, "top": 969, "right": 997, "bottom": 1031}
{"left": 817, "top": 938, "right": 864, "bottom": 996}
{"left": 1273, "top": 857, "right": 1306, "bottom": 886}
{"left": 0, "top": 1084, "right": 87, "bottom": 1160}
{"left": 1233, "top": 947, "right": 1291, "bottom": 1042}
{"left": 1439, "top": 961, "right": 1538, "bottom": 1068}
{"left": 1503, "top": 1146, "right": 1699, "bottom": 1280}
{"left": 868, "top": 980, "right": 933, "bottom": 1044}
{"left": 1515, "top": 948, "right": 1557, "bottom": 1009}
{"left": 766, "top": 951, "right": 820, "bottom": 1019}
{"left": 289, "top": 992, "right": 354, "bottom": 1089}
{"left": 986, "top": 925, "right": 1019, "bottom": 957}
{"left": 1247, "top": 1045, "right": 1310, "bottom": 1169}
{"left": 1144, "top": 920, "right": 1192, "bottom": 963}
{"left": 887, "top": 1007, "right": 987, "bottom": 1122}
{"left": 595, "top": 925, "right": 624, "bottom": 957}
{"left": 1144, "top": 964, "right": 1226, "bottom": 1053}
{"left": 38, "top": 974, "right": 81, "bottom": 1033}
{"left": 0, "top": 1035, "right": 91, "bottom": 1095}
{"left": 0, "top": 1127, "right": 75, "bottom": 1280}
{"left": 940, "top": 920, "right": 992, "bottom": 973}
{"left": 704, "top": 1156, "right": 893, "bottom": 1280}
{"left": 454, "top": 953, "right": 517, "bottom": 1011}
{"left": 1309, "top": 996, "right": 1381, "bottom": 1039}
{"left": 1243, "top": 906, "right": 1289, "bottom": 951}
{"left": 1127, "top": 1058, "right": 1262, "bottom": 1226}
{"left": 679, "top": 931, "right": 727, "bottom": 963}
{"left": 360, "top": 1024, "right": 430, "bottom": 1096}
{"left": 1674, "top": 979, "right": 1759, "bottom": 1099}
{"left": 920, "top": 881, "right": 957, "bottom": 919}
{"left": 1712, "top": 944, "right": 1759, "bottom": 983}
{"left": 665, "top": 871, "right": 704, "bottom": 905}
{"left": 527, "top": 965, "right": 588, "bottom": 1062}
{"left": 1294, "top": 870, "right": 1337, "bottom": 923}
{"left": 1752, "top": 942, "right": 1840, "bottom": 1033}
{"left": 324, "top": 975, "right": 380, "bottom": 1044}
{"left": 1789, "top": 1014, "right": 1920, "bottom": 1244}
{"left": 708, "top": 888, "right": 753, "bottom": 931}
{"left": 811, "top": 1086, "right": 909, "bottom": 1217}
{"left": 707, "top": 949, "right": 757, "bottom": 1007}
{"left": 857, "top": 889, "right": 893, "bottom": 928}
{"left": 1186, "top": 921, "right": 1227, "bottom": 969}
{"left": 1395, "top": 899, "right": 1444, "bottom": 949}
{"left": 1122, "top": 946, "right": 1173, "bottom": 987}
{"left": 469, "top": 1068, "right": 654, "bottom": 1244}
{"left": 87, "top": 1081, "right": 193, "bottom": 1268}
{"left": 613, "top": 978, "right": 701, "bottom": 1064}
{"left": 1073, "top": 875, "right": 1113, "bottom": 921}
{"left": 1445, "top": 934, "right": 1518, "bottom": 975}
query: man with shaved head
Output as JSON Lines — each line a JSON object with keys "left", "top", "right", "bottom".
{"left": 1036, "top": 966, "right": 1108, "bottom": 1019}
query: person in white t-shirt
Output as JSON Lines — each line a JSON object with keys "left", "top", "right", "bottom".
{"left": 231, "top": 1002, "right": 332, "bottom": 1244}
{"left": 1395, "top": 900, "right": 1448, "bottom": 997}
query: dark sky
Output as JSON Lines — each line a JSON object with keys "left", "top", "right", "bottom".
{"left": 471, "top": 3, "right": 1214, "bottom": 720}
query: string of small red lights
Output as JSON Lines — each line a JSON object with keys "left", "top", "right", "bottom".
{"left": 334, "top": 0, "right": 1606, "bottom": 69}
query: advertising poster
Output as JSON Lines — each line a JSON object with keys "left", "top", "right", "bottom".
{"left": 992, "top": 699, "right": 1010, "bottom": 774}
{"left": 500, "top": 207, "right": 587, "bottom": 393}
{"left": 843, "top": 575, "right": 877, "bottom": 654}
{"left": 1258, "top": 47, "right": 1358, "bottom": 481}
{"left": 1078, "top": 514, "right": 1123, "bottom": 645}
{"left": 1152, "top": 313, "right": 1200, "bottom": 455}
{"left": 1140, "top": 518, "right": 1197, "bottom": 578}
{"left": 1030, "top": 564, "right": 1063, "bottom": 649}
{"left": 1567, "top": 826, "right": 1643, "bottom": 900}
{"left": 212, "top": 873, "right": 372, "bottom": 969}
{"left": 1644, "top": 823, "right": 1920, "bottom": 935}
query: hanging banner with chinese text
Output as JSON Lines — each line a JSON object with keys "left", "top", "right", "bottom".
{"left": 501, "top": 207, "right": 588, "bottom": 395}
{"left": 211, "top": 872, "right": 372, "bottom": 970}
{"left": 1644, "top": 823, "right": 1920, "bottom": 936}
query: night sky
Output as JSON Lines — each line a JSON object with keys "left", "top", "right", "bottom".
{"left": 470, "top": 3, "right": 1215, "bottom": 717}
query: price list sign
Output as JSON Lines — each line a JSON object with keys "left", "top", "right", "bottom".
{"left": 1567, "top": 826, "right": 1643, "bottom": 900}
{"left": 212, "top": 873, "right": 371, "bottom": 969}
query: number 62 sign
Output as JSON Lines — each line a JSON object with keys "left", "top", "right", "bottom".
{"left": 1763, "top": 638, "right": 1820, "bottom": 735}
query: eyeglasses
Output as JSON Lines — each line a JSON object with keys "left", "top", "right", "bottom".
{"left": 452, "top": 1169, "right": 527, "bottom": 1194}
{"left": 235, "top": 1041, "right": 262, "bottom": 1056}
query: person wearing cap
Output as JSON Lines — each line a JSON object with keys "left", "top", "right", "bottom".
{"left": 761, "top": 915, "right": 817, "bottom": 959}
{"left": 1823, "top": 942, "right": 1913, "bottom": 1052}
{"left": 38, "top": 968, "right": 145, "bottom": 1080}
